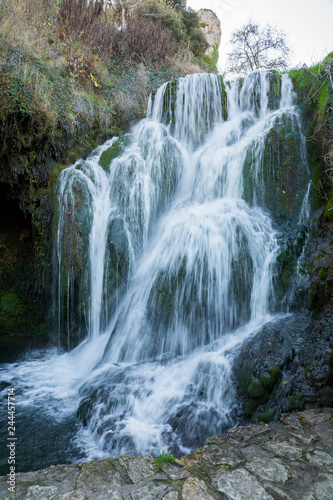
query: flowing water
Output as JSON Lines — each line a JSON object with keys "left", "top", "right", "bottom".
{"left": 0, "top": 71, "right": 310, "bottom": 473}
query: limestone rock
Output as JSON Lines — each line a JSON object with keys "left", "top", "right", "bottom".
{"left": 1, "top": 409, "right": 333, "bottom": 500}
{"left": 197, "top": 9, "right": 221, "bottom": 56}
{"left": 266, "top": 441, "right": 303, "bottom": 461}
{"left": 182, "top": 477, "right": 214, "bottom": 499}
{"left": 245, "top": 457, "right": 290, "bottom": 484}
{"left": 211, "top": 468, "right": 274, "bottom": 500}
{"left": 306, "top": 450, "right": 333, "bottom": 467}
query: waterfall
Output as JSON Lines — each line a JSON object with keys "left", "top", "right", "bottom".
{"left": 57, "top": 71, "right": 309, "bottom": 457}
{"left": 0, "top": 71, "right": 311, "bottom": 471}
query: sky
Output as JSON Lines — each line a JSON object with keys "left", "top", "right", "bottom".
{"left": 187, "top": 0, "right": 333, "bottom": 74}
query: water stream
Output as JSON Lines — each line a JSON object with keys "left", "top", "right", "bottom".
{"left": 0, "top": 71, "right": 310, "bottom": 473}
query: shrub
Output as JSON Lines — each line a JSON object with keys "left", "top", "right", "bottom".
{"left": 153, "top": 451, "right": 176, "bottom": 469}
{"left": 114, "top": 10, "right": 178, "bottom": 63}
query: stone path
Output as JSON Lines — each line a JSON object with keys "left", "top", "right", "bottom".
{"left": 1, "top": 408, "right": 333, "bottom": 499}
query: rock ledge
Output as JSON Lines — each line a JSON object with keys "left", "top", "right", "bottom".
{"left": 1, "top": 409, "right": 333, "bottom": 499}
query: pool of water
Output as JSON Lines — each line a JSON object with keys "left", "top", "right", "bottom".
{"left": 0, "top": 334, "right": 84, "bottom": 476}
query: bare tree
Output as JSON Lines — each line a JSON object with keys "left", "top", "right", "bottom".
{"left": 107, "top": 0, "right": 141, "bottom": 28}
{"left": 226, "top": 20, "right": 290, "bottom": 76}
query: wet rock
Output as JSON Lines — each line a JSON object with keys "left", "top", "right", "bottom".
{"left": 233, "top": 311, "right": 333, "bottom": 423}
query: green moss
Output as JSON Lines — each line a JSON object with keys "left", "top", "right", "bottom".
{"left": 289, "top": 57, "right": 333, "bottom": 210}
{"left": 199, "top": 44, "right": 219, "bottom": 74}
{"left": 218, "top": 75, "right": 228, "bottom": 121}
{"left": 257, "top": 410, "right": 275, "bottom": 423}
{"left": 244, "top": 399, "right": 258, "bottom": 418}
{"left": 321, "top": 387, "right": 333, "bottom": 406}
{"left": 248, "top": 380, "right": 266, "bottom": 400}
{"left": 324, "top": 196, "right": 333, "bottom": 220}
{"left": 237, "top": 360, "right": 253, "bottom": 394}
{"left": 288, "top": 394, "right": 305, "bottom": 411}
{"left": 0, "top": 292, "right": 25, "bottom": 330}
{"left": 267, "top": 71, "right": 282, "bottom": 110}
{"left": 266, "top": 367, "right": 282, "bottom": 388}
{"left": 99, "top": 135, "right": 130, "bottom": 171}
{"left": 308, "top": 248, "right": 333, "bottom": 316}
{"left": 318, "top": 268, "right": 326, "bottom": 280}
{"left": 244, "top": 366, "right": 282, "bottom": 420}
{"left": 328, "top": 350, "right": 333, "bottom": 385}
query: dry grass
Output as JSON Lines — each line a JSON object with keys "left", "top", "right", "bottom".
{"left": 168, "top": 48, "right": 204, "bottom": 75}
{"left": 0, "top": 0, "right": 58, "bottom": 57}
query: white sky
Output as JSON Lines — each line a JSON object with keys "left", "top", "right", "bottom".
{"left": 187, "top": 0, "right": 333, "bottom": 73}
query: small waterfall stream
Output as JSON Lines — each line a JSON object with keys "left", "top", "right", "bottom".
{"left": 0, "top": 71, "right": 311, "bottom": 471}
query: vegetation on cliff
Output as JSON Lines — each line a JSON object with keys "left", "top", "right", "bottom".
{"left": 289, "top": 53, "right": 333, "bottom": 210}
{"left": 0, "top": 0, "right": 217, "bottom": 335}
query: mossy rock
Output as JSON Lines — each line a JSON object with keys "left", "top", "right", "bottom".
{"left": 308, "top": 246, "right": 333, "bottom": 316}
{"left": 236, "top": 359, "right": 253, "bottom": 394}
{"left": 244, "top": 365, "right": 282, "bottom": 419}
{"left": 288, "top": 394, "right": 305, "bottom": 411}
{"left": 244, "top": 399, "right": 258, "bottom": 418}
{"left": 262, "top": 367, "right": 282, "bottom": 389}
{"left": 99, "top": 135, "right": 130, "bottom": 171}
{"left": 267, "top": 71, "right": 282, "bottom": 111}
{"left": 257, "top": 410, "right": 275, "bottom": 423}
{"left": 248, "top": 380, "right": 266, "bottom": 400}
{"left": 76, "top": 396, "right": 95, "bottom": 426}
{"left": 242, "top": 112, "right": 309, "bottom": 220}
{"left": 328, "top": 349, "right": 333, "bottom": 385}
{"left": 320, "top": 387, "right": 333, "bottom": 406}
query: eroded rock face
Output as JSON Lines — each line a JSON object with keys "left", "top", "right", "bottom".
{"left": 1, "top": 409, "right": 333, "bottom": 500}
{"left": 198, "top": 9, "right": 221, "bottom": 55}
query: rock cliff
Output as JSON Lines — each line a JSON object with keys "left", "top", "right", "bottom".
{"left": 198, "top": 9, "right": 221, "bottom": 56}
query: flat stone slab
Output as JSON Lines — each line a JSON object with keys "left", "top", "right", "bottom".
{"left": 1, "top": 409, "right": 333, "bottom": 500}
{"left": 266, "top": 440, "right": 303, "bottom": 460}
{"left": 306, "top": 450, "right": 333, "bottom": 467}
{"left": 182, "top": 477, "right": 214, "bottom": 500}
{"left": 211, "top": 468, "right": 274, "bottom": 500}
{"left": 245, "top": 457, "right": 290, "bottom": 484}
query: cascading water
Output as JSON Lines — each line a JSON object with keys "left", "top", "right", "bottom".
{"left": 0, "top": 71, "right": 311, "bottom": 472}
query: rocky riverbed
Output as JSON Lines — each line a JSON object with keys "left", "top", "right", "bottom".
{"left": 1, "top": 408, "right": 333, "bottom": 499}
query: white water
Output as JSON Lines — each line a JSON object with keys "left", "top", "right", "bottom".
{"left": 1, "top": 71, "right": 311, "bottom": 466}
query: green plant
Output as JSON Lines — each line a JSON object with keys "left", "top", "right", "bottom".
{"left": 153, "top": 451, "right": 176, "bottom": 469}
{"left": 220, "top": 464, "right": 232, "bottom": 469}
{"left": 257, "top": 410, "right": 275, "bottom": 423}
